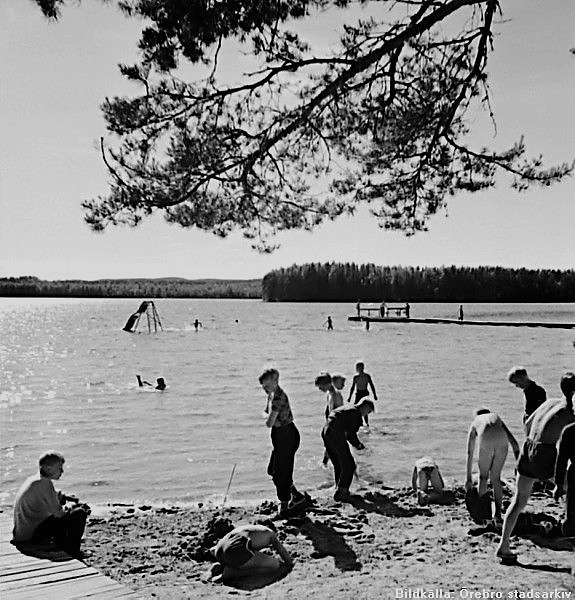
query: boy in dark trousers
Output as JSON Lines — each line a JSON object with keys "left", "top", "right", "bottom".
{"left": 322, "top": 399, "right": 374, "bottom": 502}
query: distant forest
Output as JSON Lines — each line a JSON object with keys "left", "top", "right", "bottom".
{"left": 262, "top": 263, "right": 575, "bottom": 302}
{"left": 0, "top": 277, "right": 261, "bottom": 299}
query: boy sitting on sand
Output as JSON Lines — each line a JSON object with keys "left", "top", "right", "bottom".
{"left": 347, "top": 362, "right": 378, "bottom": 426}
{"left": 210, "top": 521, "right": 293, "bottom": 583}
{"left": 12, "top": 451, "right": 90, "bottom": 557}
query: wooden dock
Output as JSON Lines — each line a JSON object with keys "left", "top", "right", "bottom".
{"left": 347, "top": 316, "right": 575, "bottom": 329}
{"left": 0, "top": 512, "right": 140, "bottom": 600}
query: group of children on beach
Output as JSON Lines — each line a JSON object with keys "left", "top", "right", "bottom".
{"left": 10, "top": 361, "right": 575, "bottom": 581}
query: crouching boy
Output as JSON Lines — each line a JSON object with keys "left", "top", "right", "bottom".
{"left": 210, "top": 522, "right": 293, "bottom": 583}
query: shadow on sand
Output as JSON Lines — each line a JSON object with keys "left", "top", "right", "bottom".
{"left": 223, "top": 564, "right": 292, "bottom": 591}
{"left": 350, "top": 491, "right": 433, "bottom": 518}
{"left": 299, "top": 517, "right": 362, "bottom": 572}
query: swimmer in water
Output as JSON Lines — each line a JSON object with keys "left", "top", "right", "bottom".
{"left": 136, "top": 375, "right": 166, "bottom": 390}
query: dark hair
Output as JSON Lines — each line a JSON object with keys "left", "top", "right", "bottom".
{"left": 314, "top": 372, "right": 332, "bottom": 387}
{"left": 39, "top": 451, "right": 65, "bottom": 475}
{"left": 475, "top": 408, "right": 491, "bottom": 416}
{"left": 357, "top": 399, "right": 375, "bottom": 413}
{"left": 560, "top": 372, "right": 575, "bottom": 403}
{"left": 258, "top": 368, "right": 279, "bottom": 384}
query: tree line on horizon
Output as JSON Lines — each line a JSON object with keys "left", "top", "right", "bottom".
{"left": 262, "top": 263, "right": 575, "bottom": 302}
{"left": 0, "top": 277, "right": 261, "bottom": 299}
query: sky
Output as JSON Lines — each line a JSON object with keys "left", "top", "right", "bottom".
{"left": 0, "top": 0, "right": 573, "bottom": 281}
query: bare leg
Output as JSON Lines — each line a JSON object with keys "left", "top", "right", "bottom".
{"left": 496, "top": 473, "right": 535, "bottom": 555}
{"left": 476, "top": 441, "right": 493, "bottom": 497}
{"left": 490, "top": 445, "right": 509, "bottom": 520}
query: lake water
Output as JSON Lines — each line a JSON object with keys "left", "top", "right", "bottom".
{"left": 0, "top": 298, "right": 573, "bottom": 508}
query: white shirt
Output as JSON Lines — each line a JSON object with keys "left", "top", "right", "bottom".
{"left": 12, "top": 475, "right": 64, "bottom": 542}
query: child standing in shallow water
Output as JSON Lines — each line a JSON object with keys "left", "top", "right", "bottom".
{"left": 259, "top": 368, "right": 303, "bottom": 517}
{"left": 315, "top": 373, "right": 345, "bottom": 465}
{"left": 347, "top": 362, "right": 378, "bottom": 426}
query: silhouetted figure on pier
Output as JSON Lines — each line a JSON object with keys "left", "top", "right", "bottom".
{"left": 458, "top": 305, "right": 464, "bottom": 321}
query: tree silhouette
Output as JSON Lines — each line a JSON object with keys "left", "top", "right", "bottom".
{"left": 34, "top": 1, "right": 572, "bottom": 250}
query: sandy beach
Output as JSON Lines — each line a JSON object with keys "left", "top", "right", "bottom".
{"left": 80, "top": 484, "right": 575, "bottom": 599}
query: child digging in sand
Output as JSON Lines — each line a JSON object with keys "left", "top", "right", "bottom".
{"left": 12, "top": 451, "right": 90, "bottom": 558}
{"left": 322, "top": 399, "right": 374, "bottom": 502}
{"left": 210, "top": 521, "right": 293, "bottom": 583}
{"left": 465, "top": 408, "right": 520, "bottom": 525}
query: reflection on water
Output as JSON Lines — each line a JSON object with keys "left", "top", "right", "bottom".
{"left": 0, "top": 298, "right": 573, "bottom": 506}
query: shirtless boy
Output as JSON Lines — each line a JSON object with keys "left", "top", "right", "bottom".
{"left": 347, "top": 362, "right": 378, "bottom": 425}
{"left": 211, "top": 521, "right": 293, "bottom": 583}
{"left": 465, "top": 409, "right": 520, "bottom": 522}
{"left": 496, "top": 372, "right": 575, "bottom": 561}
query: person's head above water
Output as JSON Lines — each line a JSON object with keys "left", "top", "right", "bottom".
{"left": 507, "top": 366, "right": 531, "bottom": 389}
{"left": 560, "top": 371, "right": 575, "bottom": 403}
{"left": 314, "top": 372, "right": 332, "bottom": 391}
{"left": 259, "top": 368, "right": 280, "bottom": 394}
{"left": 39, "top": 451, "right": 65, "bottom": 479}
{"left": 355, "top": 362, "right": 365, "bottom": 373}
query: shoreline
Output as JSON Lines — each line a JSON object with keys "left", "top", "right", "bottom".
{"left": 46, "top": 483, "right": 574, "bottom": 599}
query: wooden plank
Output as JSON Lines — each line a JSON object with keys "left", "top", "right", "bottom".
{"left": 0, "top": 515, "right": 141, "bottom": 599}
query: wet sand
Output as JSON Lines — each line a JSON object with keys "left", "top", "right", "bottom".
{"left": 82, "top": 485, "right": 574, "bottom": 599}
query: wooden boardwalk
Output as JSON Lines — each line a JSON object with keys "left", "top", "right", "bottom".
{"left": 0, "top": 512, "right": 140, "bottom": 600}
{"left": 348, "top": 316, "right": 575, "bottom": 329}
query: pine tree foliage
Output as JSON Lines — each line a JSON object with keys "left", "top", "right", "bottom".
{"left": 34, "top": 1, "right": 573, "bottom": 250}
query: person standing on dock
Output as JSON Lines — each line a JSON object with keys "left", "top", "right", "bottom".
{"left": 553, "top": 422, "right": 575, "bottom": 536}
{"left": 347, "top": 362, "right": 378, "bottom": 426}
{"left": 405, "top": 303, "right": 410, "bottom": 319}
{"left": 458, "top": 305, "right": 464, "bottom": 321}
{"left": 507, "top": 366, "right": 547, "bottom": 424}
{"left": 496, "top": 372, "right": 575, "bottom": 563}
{"left": 259, "top": 368, "right": 304, "bottom": 518}
{"left": 356, "top": 300, "right": 361, "bottom": 317}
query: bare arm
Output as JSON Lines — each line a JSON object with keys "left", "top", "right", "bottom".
{"left": 271, "top": 536, "right": 294, "bottom": 567}
{"left": 368, "top": 375, "right": 378, "bottom": 400}
{"left": 347, "top": 377, "right": 357, "bottom": 402}
{"left": 265, "top": 410, "right": 278, "bottom": 428}
{"left": 501, "top": 421, "right": 520, "bottom": 459}
{"left": 465, "top": 425, "right": 477, "bottom": 489}
{"left": 411, "top": 467, "right": 418, "bottom": 492}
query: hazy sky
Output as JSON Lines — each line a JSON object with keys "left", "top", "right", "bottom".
{"left": 0, "top": 0, "right": 573, "bottom": 280}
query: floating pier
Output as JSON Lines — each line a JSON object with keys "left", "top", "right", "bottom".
{"left": 348, "top": 316, "right": 575, "bottom": 330}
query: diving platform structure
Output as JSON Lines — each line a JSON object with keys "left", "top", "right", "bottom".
{"left": 122, "top": 301, "right": 163, "bottom": 333}
{"left": 349, "top": 303, "right": 575, "bottom": 330}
